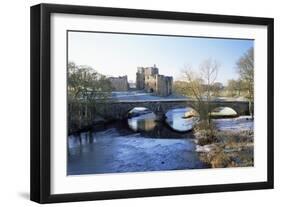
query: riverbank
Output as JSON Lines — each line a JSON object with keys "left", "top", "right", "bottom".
{"left": 194, "top": 116, "right": 254, "bottom": 168}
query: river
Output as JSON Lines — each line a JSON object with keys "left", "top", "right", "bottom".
{"left": 67, "top": 108, "right": 208, "bottom": 175}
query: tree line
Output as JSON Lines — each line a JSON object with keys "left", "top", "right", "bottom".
{"left": 68, "top": 61, "right": 113, "bottom": 102}
{"left": 173, "top": 47, "right": 254, "bottom": 121}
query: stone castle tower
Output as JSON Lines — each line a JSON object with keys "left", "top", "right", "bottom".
{"left": 108, "top": 75, "right": 129, "bottom": 91}
{"left": 136, "top": 65, "right": 173, "bottom": 96}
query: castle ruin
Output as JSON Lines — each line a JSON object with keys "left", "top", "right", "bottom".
{"left": 108, "top": 75, "right": 129, "bottom": 91}
{"left": 136, "top": 65, "right": 173, "bottom": 96}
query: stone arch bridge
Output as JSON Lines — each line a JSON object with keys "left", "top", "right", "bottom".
{"left": 95, "top": 99, "right": 250, "bottom": 120}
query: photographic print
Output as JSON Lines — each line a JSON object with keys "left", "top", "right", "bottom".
{"left": 31, "top": 4, "right": 273, "bottom": 203}
{"left": 67, "top": 31, "right": 254, "bottom": 175}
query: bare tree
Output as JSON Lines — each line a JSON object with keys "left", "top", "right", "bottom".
{"left": 226, "top": 79, "right": 238, "bottom": 97}
{"left": 182, "top": 59, "right": 220, "bottom": 124}
{"left": 226, "top": 79, "right": 246, "bottom": 97}
{"left": 236, "top": 47, "right": 254, "bottom": 119}
{"left": 67, "top": 62, "right": 114, "bottom": 133}
{"left": 212, "top": 82, "right": 223, "bottom": 97}
{"left": 200, "top": 59, "right": 219, "bottom": 123}
{"left": 68, "top": 61, "right": 112, "bottom": 101}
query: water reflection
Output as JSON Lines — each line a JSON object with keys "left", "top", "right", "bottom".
{"left": 128, "top": 113, "right": 156, "bottom": 131}
{"left": 166, "top": 108, "right": 199, "bottom": 132}
{"left": 68, "top": 131, "right": 95, "bottom": 150}
{"left": 127, "top": 107, "right": 199, "bottom": 133}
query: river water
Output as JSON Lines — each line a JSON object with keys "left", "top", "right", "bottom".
{"left": 67, "top": 108, "right": 207, "bottom": 175}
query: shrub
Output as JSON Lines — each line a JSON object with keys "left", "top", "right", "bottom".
{"left": 210, "top": 150, "right": 231, "bottom": 168}
{"left": 193, "top": 120, "right": 218, "bottom": 145}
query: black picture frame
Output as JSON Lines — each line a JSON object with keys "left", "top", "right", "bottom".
{"left": 30, "top": 3, "right": 274, "bottom": 204}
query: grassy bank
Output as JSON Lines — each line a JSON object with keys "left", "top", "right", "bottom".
{"left": 193, "top": 120, "right": 254, "bottom": 168}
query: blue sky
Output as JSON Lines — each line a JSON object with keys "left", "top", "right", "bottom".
{"left": 68, "top": 31, "right": 253, "bottom": 85}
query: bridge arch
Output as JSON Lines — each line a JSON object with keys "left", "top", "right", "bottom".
{"left": 127, "top": 106, "right": 156, "bottom": 118}
{"left": 208, "top": 101, "right": 249, "bottom": 116}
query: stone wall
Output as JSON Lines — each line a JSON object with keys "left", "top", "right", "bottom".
{"left": 156, "top": 75, "right": 173, "bottom": 96}
{"left": 144, "top": 75, "right": 157, "bottom": 92}
{"left": 108, "top": 75, "right": 129, "bottom": 91}
{"left": 136, "top": 68, "right": 145, "bottom": 89}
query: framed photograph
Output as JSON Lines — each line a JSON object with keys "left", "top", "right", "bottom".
{"left": 30, "top": 3, "right": 274, "bottom": 203}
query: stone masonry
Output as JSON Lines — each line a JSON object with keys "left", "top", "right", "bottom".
{"left": 136, "top": 65, "right": 173, "bottom": 96}
{"left": 108, "top": 75, "right": 129, "bottom": 91}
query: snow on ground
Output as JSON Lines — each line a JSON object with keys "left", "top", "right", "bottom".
{"left": 213, "top": 116, "right": 253, "bottom": 132}
{"left": 195, "top": 144, "right": 216, "bottom": 153}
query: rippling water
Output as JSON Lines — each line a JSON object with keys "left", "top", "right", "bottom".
{"left": 67, "top": 109, "right": 207, "bottom": 175}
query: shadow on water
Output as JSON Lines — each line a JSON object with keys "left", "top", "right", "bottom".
{"left": 127, "top": 117, "right": 195, "bottom": 139}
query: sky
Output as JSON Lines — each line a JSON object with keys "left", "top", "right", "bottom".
{"left": 68, "top": 31, "right": 253, "bottom": 85}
